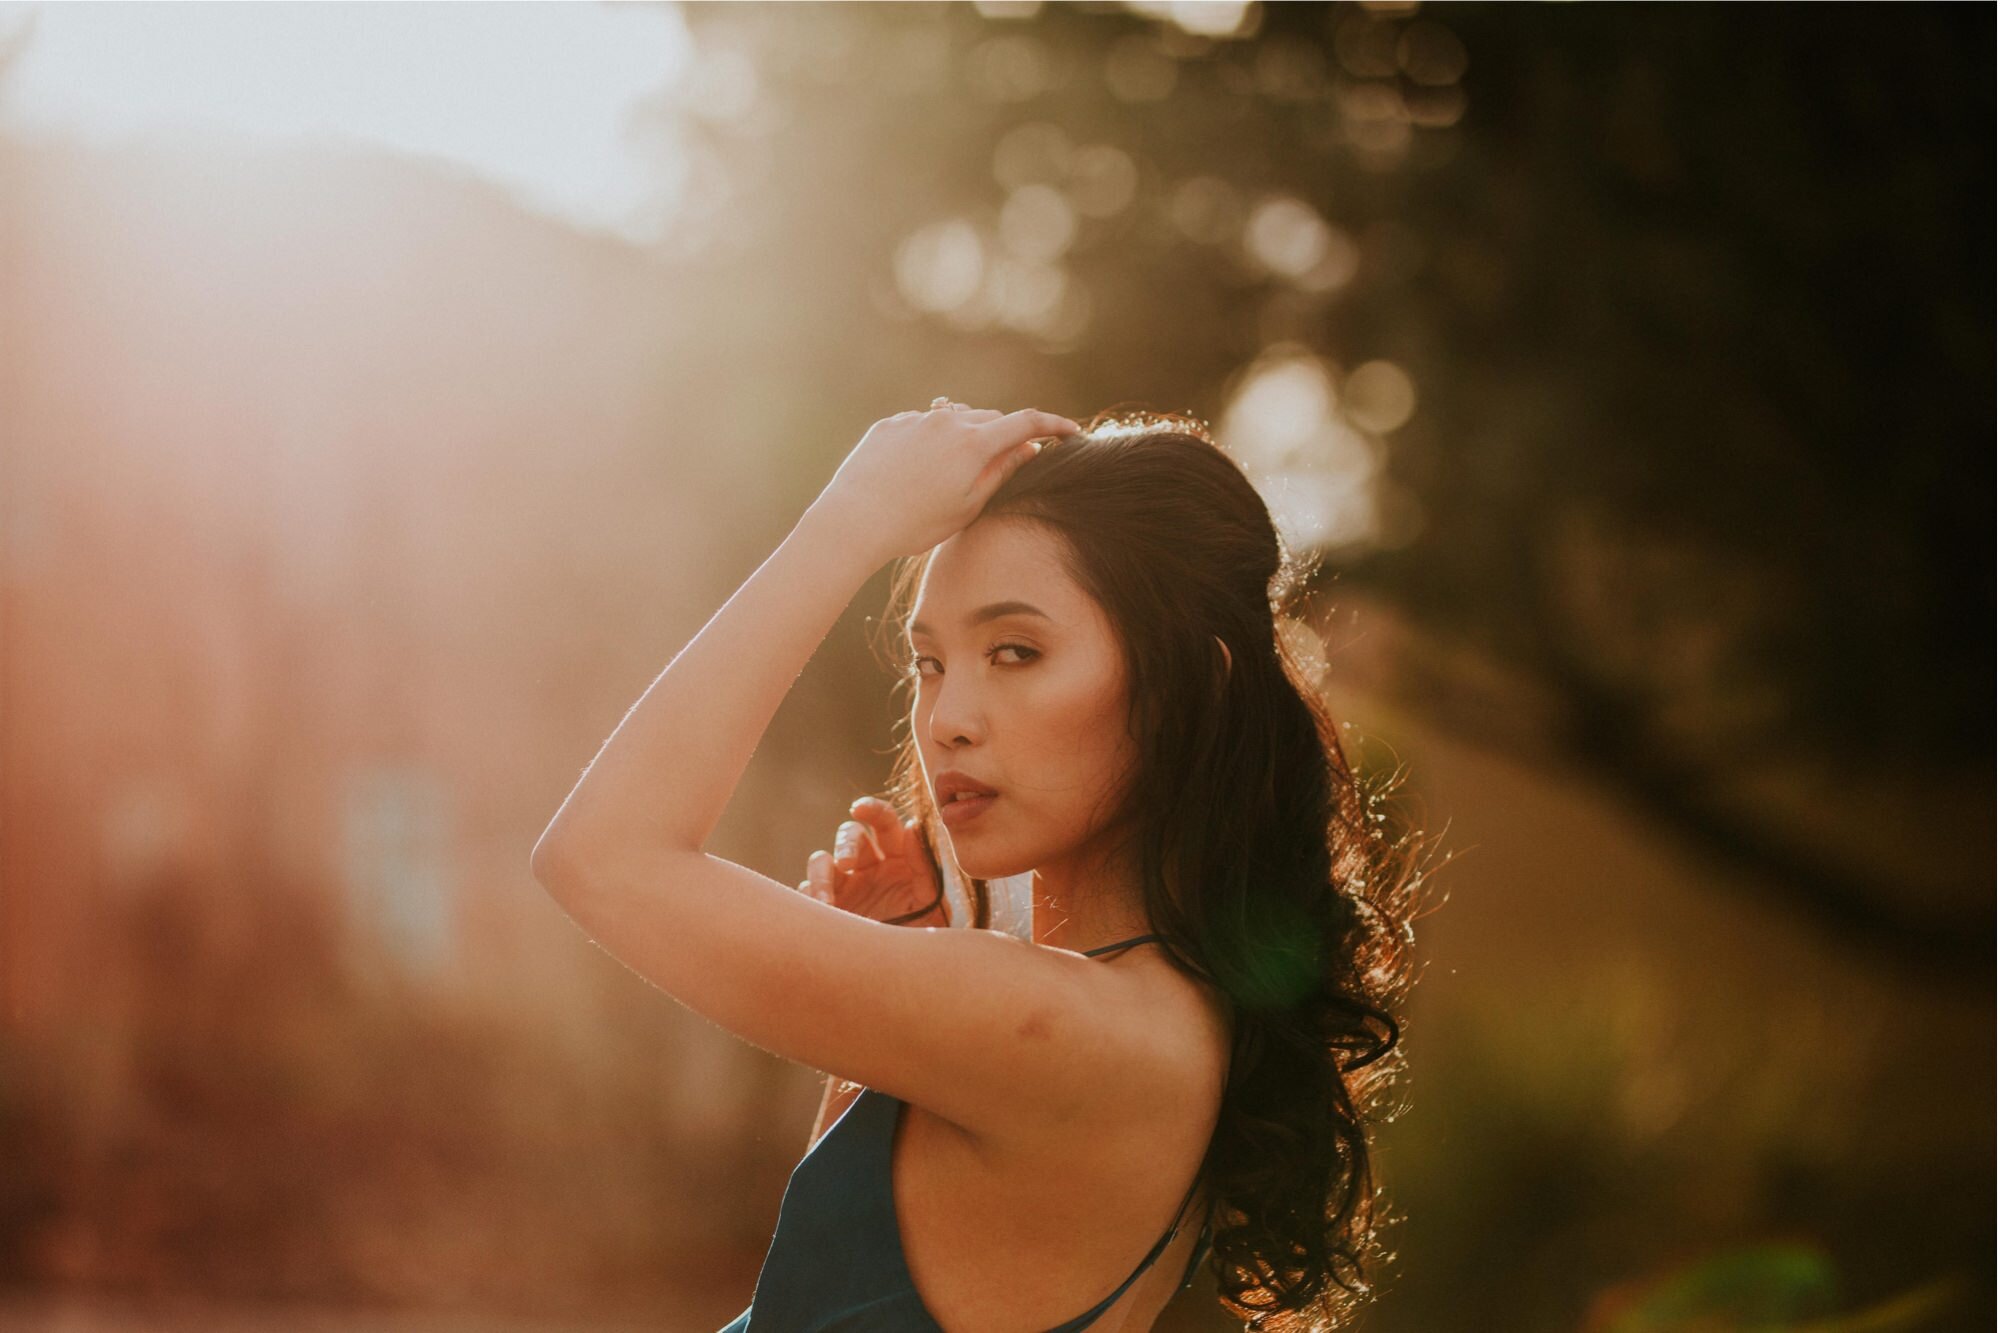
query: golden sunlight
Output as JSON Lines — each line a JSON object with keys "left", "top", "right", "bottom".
{"left": 0, "top": 0, "right": 693, "bottom": 242}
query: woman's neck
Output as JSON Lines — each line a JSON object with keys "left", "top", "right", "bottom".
{"left": 1027, "top": 858, "right": 1151, "bottom": 955}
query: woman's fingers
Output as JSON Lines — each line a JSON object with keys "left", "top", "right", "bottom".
{"left": 968, "top": 409, "right": 1077, "bottom": 487}
{"left": 848, "top": 798, "right": 902, "bottom": 858}
{"left": 975, "top": 408, "right": 1081, "bottom": 449}
{"left": 833, "top": 818, "right": 885, "bottom": 871}
{"left": 807, "top": 848, "right": 838, "bottom": 899}
{"left": 841, "top": 796, "right": 939, "bottom": 874}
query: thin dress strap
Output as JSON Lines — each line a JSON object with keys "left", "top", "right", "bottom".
{"left": 1079, "top": 932, "right": 1164, "bottom": 958}
{"left": 1043, "top": 929, "right": 1205, "bottom": 1331}
{"left": 1044, "top": 1164, "right": 1208, "bottom": 1332}
{"left": 1178, "top": 1219, "right": 1213, "bottom": 1291}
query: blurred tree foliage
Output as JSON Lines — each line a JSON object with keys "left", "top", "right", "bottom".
{"left": 662, "top": 1, "right": 1991, "bottom": 981}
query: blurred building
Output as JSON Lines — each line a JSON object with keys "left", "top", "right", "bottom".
{"left": 0, "top": 130, "right": 792, "bottom": 1150}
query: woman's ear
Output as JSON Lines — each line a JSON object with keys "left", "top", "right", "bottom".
{"left": 1213, "top": 635, "right": 1232, "bottom": 676}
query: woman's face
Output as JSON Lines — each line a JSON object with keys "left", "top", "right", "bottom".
{"left": 905, "top": 516, "right": 1136, "bottom": 880}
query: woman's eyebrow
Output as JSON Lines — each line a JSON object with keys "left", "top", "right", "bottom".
{"left": 907, "top": 600, "right": 1051, "bottom": 638}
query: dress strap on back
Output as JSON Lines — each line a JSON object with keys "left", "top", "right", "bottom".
{"left": 1046, "top": 928, "right": 1206, "bottom": 1331}
{"left": 1044, "top": 1158, "right": 1209, "bottom": 1331}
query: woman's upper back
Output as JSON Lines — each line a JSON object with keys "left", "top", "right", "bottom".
{"left": 724, "top": 932, "right": 1225, "bottom": 1332}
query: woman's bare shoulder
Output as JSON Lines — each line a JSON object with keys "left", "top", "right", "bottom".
{"left": 1098, "top": 952, "right": 1233, "bottom": 1130}
{"left": 967, "top": 943, "right": 1230, "bottom": 1161}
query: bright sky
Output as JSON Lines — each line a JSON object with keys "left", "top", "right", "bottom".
{"left": 0, "top": 0, "right": 695, "bottom": 244}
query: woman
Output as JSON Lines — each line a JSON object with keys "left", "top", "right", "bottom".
{"left": 532, "top": 402, "right": 1426, "bottom": 1331}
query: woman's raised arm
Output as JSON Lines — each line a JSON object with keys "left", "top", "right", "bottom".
{"left": 529, "top": 405, "right": 1073, "bottom": 870}
{"left": 531, "top": 495, "right": 885, "bottom": 869}
{"left": 518, "top": 410, "right": 1212, "bottom": 1147}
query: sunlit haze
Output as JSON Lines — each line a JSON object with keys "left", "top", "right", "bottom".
{"left": 0, "top": 0, "right": 693, "bottom": 243}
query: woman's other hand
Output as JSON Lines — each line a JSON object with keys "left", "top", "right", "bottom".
{"left": 799, "top": 797, "right": 948, "bottom": 927}
{"left": 811, "top": 404, "right": 1081, "bottom": 562}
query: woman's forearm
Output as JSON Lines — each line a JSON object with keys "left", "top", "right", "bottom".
{"left": 532, "top": 498, "right": 886, "bottom": 872}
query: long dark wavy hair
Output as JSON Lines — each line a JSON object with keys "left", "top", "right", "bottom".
{"left": 864, "top": 408, "right": 1441, "bottom": 1329}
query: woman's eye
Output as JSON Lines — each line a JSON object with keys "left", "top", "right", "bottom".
{"left": 905, "top": 644, "right": 1039, "bottom": 677}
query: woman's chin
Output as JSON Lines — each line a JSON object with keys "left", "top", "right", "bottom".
{"left": 947, "top": 841, "right": 1032, "bottom": 883}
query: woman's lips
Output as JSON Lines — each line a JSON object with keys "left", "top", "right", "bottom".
{"left": 939, "top": 793, "right": 998, "bottom": 828}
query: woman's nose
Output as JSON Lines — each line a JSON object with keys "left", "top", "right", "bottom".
{"left": 925, "top": 676, "right": 981, "bottom": 748}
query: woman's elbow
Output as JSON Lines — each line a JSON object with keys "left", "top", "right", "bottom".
{"left": 530, "top": 826, "right": 582, "bottom": 892}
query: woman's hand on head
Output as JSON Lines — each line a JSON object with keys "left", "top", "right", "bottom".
{"left": 798, "top": 797, "right": 947, "bottom": 927}
{"left": 814, "top": 404, "right": 1081, "bottom": 561}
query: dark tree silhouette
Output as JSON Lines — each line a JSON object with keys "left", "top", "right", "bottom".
{"left": 665, "top": 1, "right": 1992, "bottom": 981}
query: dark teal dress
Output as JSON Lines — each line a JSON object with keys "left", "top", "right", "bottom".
{"left": 719, "top": 933, "right": 1215, "bottom": 1331}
